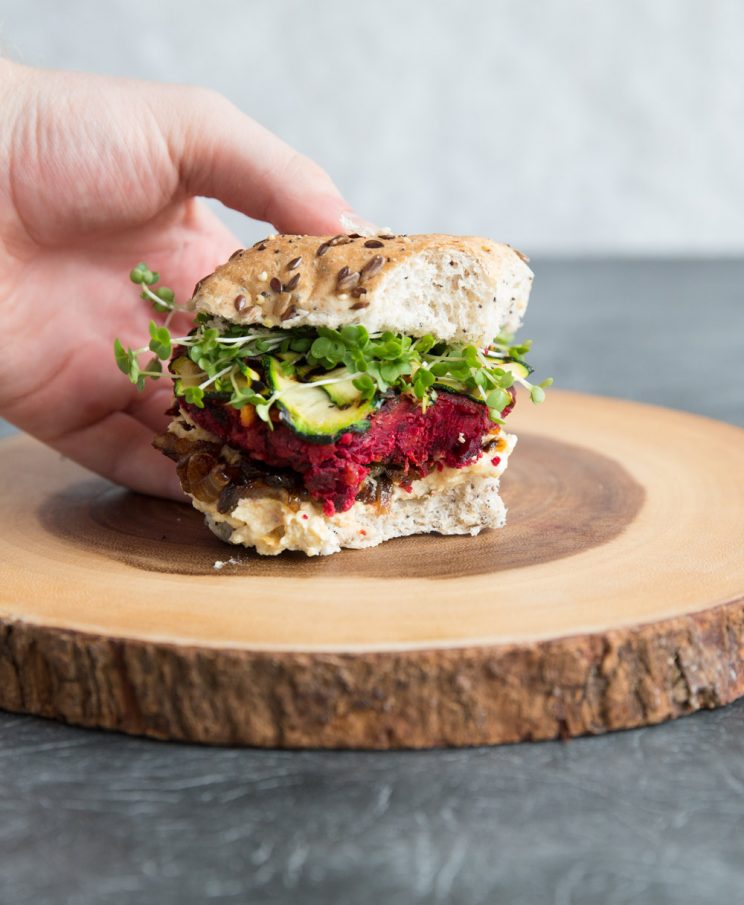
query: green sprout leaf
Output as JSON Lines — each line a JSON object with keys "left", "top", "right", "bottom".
{"left": 114, "top": 338, "right": 133, "bottom": 376}
{"left": 148, "top": 321, "right": 172, "bottom": 360}
{"left": 486, "top": 387, "right": 511, "bottom": 411}
{"left": 495, "top": 370, "right": 514, "bottom": 388}
{"left": 530, "top": 385, "right": 546, "bottom": 404}
{"left": 412, "top": 367, "right": 435, "bottom": 399}
{"left": 155, "top": 286, "right": 174, "bottom": 304}
{"left": 414, "top": 334, "right": 436, "bottom": 354}
{"left": 145, "top": 357, "right": 163, "bottom": 376}
{"left": 183, "top": 386, "right": 205, "bottom": 407}
{"left": 129, "top": 262, "right": 148, "bottom": 284}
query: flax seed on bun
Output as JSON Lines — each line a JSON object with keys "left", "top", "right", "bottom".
{"left": 191, "top": 234, "right": 533, "bottom": 346}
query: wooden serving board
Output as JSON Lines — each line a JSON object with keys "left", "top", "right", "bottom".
{"left": 1, "top": 390, "right": 743, "bottom": 748}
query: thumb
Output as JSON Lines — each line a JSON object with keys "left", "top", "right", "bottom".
{"left": 154, "top": 85, "right": 375, "bottom": 236}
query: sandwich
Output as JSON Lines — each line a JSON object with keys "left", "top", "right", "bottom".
{"left": 116, "top": 233, "right": 549, "bottom": 556}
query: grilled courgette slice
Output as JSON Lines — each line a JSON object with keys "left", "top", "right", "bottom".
{"left": 265, "top": 357, "right": 375, "bottom": 443}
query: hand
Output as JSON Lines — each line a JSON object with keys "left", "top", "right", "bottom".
{"left": 0, "top": 59, "right": 370, "bottom": 498}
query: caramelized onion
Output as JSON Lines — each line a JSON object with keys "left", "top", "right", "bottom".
{"left": 183, "top": 454, "right": 232, "bottom": 503}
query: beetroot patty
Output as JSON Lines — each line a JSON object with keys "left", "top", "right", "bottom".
{"left": 183, "top": 390, "right": 514, "bottom": 514}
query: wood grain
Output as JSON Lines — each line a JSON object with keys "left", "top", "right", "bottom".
{"left": 37, "top": 434, "right": 643, "bottom": 578}
{"left": 1, "top": 390, "right": 743, "bottom": 748}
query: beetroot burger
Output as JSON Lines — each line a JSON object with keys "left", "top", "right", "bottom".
{"left": 117, "top": 233, "right": 549, "bottom": 556}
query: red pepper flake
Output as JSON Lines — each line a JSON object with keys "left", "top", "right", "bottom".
{"left": 491, "top": 456, "right": 501, "bottom": 466}
{"left": 359, "top": 529, "right": 366, "bottom": 536}
{"left": 402, "top": 482, "right": 413, "bottom": 493}
{"left": 436, "top": 461, "right": 444, "bottom": 472}
{"left": 338, "top": 433, "right": 353, "bottom": 446}
{"left": 302, "top": 514, "right": 309, "bottom": 520}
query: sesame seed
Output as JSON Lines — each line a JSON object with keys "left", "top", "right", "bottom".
{"left": 258, "top": 271, "right": 268, "bottom": 281}
{"left": 338, "top": 293, "right": 349, "bottom": 300}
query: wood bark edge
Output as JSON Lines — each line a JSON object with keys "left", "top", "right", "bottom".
{"left": 1, "top": 598, "right": 742, "bottom": 748}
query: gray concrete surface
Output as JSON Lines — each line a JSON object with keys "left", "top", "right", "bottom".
{"left": 1, "top": 0, "right": 744, "bottom": 255}
{"left": 1, "top": 258, "right": 743, "bottom": 904}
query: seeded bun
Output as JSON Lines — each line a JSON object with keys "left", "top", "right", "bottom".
{"left": 192, "top": 234, "right": 533, "bottom": 346}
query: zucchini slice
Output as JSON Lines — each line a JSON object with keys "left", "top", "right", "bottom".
{"left": 495, "top": 359, "right": 532, "bottom": 379}
{"left": 310, "top": 367, "right": 363, "bottom": 407}
{"left": 265, "top": 357, "right": 374, "bottom": 442}
{"left": 433, "top": 380, "right": 480, "bottom": 402}
{"left": 171, "top": 355, "right": 203, "bottom": 389}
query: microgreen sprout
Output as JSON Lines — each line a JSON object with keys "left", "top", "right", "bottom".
{"left": 128, "top": 262, "right": 185, "bottom": 327}
{"left": 115, "top": 263, "right": 552, "bottom": 424}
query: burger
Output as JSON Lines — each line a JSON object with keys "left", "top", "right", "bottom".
{"left": 117, "top": 233, "right": 548, "bottom": 556}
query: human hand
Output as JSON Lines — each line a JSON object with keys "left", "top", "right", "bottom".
{"left": 0, "top": 59, "right": 369, "bottom": 498}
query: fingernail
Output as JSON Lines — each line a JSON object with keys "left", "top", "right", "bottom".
{"left": 339, "top": 211, "right": 380, "bottom": 237}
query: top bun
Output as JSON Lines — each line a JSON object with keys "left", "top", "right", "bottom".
{"left": 192, "top": 233, "right": 533, "bottom": 345}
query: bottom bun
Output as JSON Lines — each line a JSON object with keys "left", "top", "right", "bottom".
{"left": 192, "top": 473, "right": 507, "bottom": 557}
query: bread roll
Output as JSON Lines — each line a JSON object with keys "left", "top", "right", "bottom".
{"left": 192, "top": 233, "right": 533, "bottom": 346}
{"left": 197, "top": 472, "right": 510, "bottom": 557}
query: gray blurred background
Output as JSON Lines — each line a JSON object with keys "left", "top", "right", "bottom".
{"left": 2, "top": 0, "right": 743, "bottom": 256}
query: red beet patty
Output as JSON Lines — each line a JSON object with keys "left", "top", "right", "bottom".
{"left": 183, "top": 389, "right": 514, "bottom": 514}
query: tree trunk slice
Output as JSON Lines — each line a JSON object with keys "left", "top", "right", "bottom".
{"left": 1, "top": 390, "right": 743, "bottom": 748}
